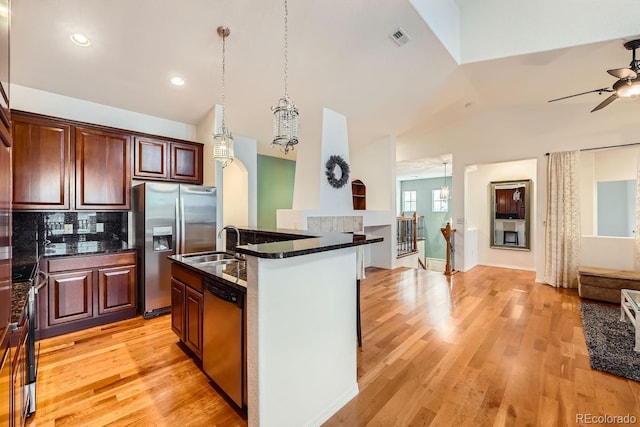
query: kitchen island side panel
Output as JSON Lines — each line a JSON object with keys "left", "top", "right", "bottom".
{"left": 246, "top": 247, "right": 358, "bottom": 427}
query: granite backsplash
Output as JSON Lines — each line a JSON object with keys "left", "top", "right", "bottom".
{"left": 13, "top": 211, "right": 128, "bottom": 258}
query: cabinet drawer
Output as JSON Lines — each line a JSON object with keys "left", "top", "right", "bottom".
{"left": 47, "top": 252, "right": 136, "bottom": 273}
{"left": 171, "top": 264, "right": 202, "bottom": 292}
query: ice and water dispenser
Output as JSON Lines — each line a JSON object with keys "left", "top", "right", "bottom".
{"left": 152, "top": 226, "right": 173, "bottom": 251}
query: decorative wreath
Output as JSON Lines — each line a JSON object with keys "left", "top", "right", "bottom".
{"left": 325, "top": 155, "right": 350, "bottom": 189}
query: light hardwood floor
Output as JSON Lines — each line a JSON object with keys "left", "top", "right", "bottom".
{"left": 27, "top": 266, "right": 640, "bottom": 426}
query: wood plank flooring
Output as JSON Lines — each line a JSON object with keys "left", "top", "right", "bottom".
{"left": 27, "top": 266, "right": 640, "bottom": 426}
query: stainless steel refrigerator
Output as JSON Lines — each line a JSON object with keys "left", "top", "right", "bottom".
{"left": 134, "top": 183, "right": 217, "bottom": 318}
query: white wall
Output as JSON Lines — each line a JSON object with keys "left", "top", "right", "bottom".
{"left": 351, "top": 136, "right": 397, "bottom": 269}
{"left": 11, "top": 84, "right": 195, "bottom": 140}
{"left": 195, "top": 105, "right": 258, "bottom": 242}
{"left": 351, "top": 136, "right": 396, "bottom": 212}
{"left": 465, "top": 158, "right": 537, "bottom": 271}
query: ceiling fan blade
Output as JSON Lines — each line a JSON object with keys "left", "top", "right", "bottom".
{"left": 547, "top": 87, "right": 614, "bottom": 103}
{"left": 607, "top": 68, "right": 638, "bottom": 79}
{"left": 590, "top": 93, "right": 618, "bottom": 112}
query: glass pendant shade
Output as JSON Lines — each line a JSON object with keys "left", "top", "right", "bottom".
{"left": 213, "top": 126, "right": 234, "bottom": 167}
{"left": 272, "top": 96, "right": 299, "bottom": 154}
{"left": 440, "top": 162, "right": 449, "bottom": 200}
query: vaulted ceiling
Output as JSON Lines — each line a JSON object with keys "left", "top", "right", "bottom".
{"left": 10, "top": 0, "right": 640, "bottom": 170}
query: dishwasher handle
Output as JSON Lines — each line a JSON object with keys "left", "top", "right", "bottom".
{"left": 204, "top": 278, "right": 244, "bottom": 309}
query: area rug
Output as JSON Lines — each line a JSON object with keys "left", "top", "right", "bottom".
{"left": 580, "top": 303, "right": 640, "bottom": 382}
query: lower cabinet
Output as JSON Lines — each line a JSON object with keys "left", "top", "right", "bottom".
{"left": 170, "top": 265, "right": 203, "bottom": 360}
{"left": 39, "top": 252, "right": 137, "bottom": 339}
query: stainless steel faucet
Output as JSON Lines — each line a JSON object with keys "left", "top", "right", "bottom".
{"left": 218, "top": 225, "right": 243, "bottom": 259}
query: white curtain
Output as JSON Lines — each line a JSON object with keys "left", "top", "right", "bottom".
{"left": 635, "top": 152, "right": 640, "bottom": 269}
{"left": 544, "top": 151, "right": 581, "bottom": 288}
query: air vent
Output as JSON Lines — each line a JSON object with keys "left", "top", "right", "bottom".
{"left": 390, "top": 27, "right": 410, "bottom": 46}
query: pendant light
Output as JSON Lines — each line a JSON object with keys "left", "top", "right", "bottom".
{"left": 440, "top": 162, "right": 450, "bottom": 200}
{"left": 212, "top": 26, "right": 234, "bottom": 167}
{"left": 271, "top": 0, "right": 299, "bottom": 154}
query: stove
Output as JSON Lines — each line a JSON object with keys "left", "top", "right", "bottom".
{"left": 12, "top": 263, "right": 38, "bottom": 284}
{"left": 11, "top": 262, "right": 40, "bottom": 418}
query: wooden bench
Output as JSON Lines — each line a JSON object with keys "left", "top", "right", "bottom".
{"left": 578, "top": 266, "right": 640, "bottom": 304}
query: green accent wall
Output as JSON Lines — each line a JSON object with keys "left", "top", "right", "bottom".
{"left": 257, "top": 154, "right": 296, "bottom": 229}
{"left": 400, "top": 177, "right": 452, "bottom": 259}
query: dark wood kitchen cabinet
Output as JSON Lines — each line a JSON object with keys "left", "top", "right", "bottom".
{"left": 47, "top": 269, "right": 94, "bottom": 326}
{"left": 11, "top": 115, "right": 72, "bottom": 210}
{"left": 495, "top": 188, "right": 525, "bottom": 219}
{"left": 11, "top": 111, "right": 132, "bottom": 211}
{"left": 170, "top": 141, "right": 202, "bottom": 183}
{"left": 75, "top": 127, "right": 131, "bottom": 210}
{"left": 171, "top": 264, "right": 203, "bottom": 359}
{"left": 97, "top": 265, "right": 136, "bottom": 315}
{"left": 39, "top": 252, "right": 137, "bottom": 339}
{"left": 134, "top": 136, "right": 202, "bottom": 183}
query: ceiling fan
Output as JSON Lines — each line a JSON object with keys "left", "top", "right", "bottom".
{"left": 548, "top": 39, "right": 640, "bottom": 112}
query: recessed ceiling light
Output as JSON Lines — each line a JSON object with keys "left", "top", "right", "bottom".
{"left": 70, "top": 33, "right": 91, "bottom": 47}
{"left": 170, "top": 77, "right": 185, "bottom": 86}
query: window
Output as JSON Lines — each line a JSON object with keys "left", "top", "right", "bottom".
{"left": 403, "top": 191, "right": 416, "bottom": 212}
{"left": 432, "top": 189, "right": 448, "bottom": 212}
{"left": 597, "top": 180, "right": 635, "bottom": 237}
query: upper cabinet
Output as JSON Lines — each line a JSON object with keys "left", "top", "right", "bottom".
{"left": 134, "top": 137, "right": 202, "bottom": 183}
{"left": 12, "top": 115, "right": 72, "bottom": 210}
{"left": 75, "top": 127, "right": 131, "bottom": 210}
{"left": 12, "top": 111, "right": 204, "bottom": 210}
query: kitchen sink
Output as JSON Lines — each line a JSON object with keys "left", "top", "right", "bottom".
{"left": 181, "top": 252, "right": 237, "bottom": 263}
{"left": 200, "top": 259, "right": 240, "bottom": 266}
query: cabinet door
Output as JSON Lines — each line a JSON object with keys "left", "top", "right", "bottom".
{"left": 134, "top": 137, "right": 168, "bottom": 180}
{"left": 48, "top": 270, "right": 94, "bottom": 326}
{"left": 75, "top": 127, "right": 131, "bottom": 210}
{"left": 11, "top": 116, "right": 72, "bottom": 210}
{"left": 171, "top": 279, "right": 185, "bottom": 339}
{"left": 170, "top": 142, "right": 202, "bottom": 183}
{"left": 97, "top": 265, "right": 136, "bottom": 315}
{"left": 184, "top": 286, "right": 203, "bottom": 359}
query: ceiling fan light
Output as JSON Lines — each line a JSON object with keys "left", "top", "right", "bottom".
{"left": 614, "top": 78, "right": 640, "bottom": 98}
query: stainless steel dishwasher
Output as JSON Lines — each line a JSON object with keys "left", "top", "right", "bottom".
{"left": 203, "top": 277, "right": 245, "bottom": 408}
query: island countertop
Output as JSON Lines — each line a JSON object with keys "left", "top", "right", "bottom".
{"left": 168, "top": 253, "right": 247, "bottom": 292}
{"left": 231, "top": 226, "right": 383, "bottom": 259}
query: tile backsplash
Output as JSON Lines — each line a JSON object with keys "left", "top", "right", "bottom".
{"left": 12, "top": 211, "right": 128, "bottom": 257}
{"left": 307, "top": 216, "right": 363, "bottom": 233}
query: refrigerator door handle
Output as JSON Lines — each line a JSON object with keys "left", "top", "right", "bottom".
{"left": 180, "top": 197, "right": 186, "bottom": 254}
{"left": 175, "top": 198, "right": 181, "bottom": 254}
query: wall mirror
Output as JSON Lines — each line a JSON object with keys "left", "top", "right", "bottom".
{"left": 490, "top": 179, "right": 531, "bottom": 250}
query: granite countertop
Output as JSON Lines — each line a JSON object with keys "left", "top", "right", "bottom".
{"left": 233, "top": 228, "right": 383, "bottom": 259}
{"left": 169, "top": 253, "right": 247, "bottom": 292}
{"left": 11, "top": 281, "right": 30, "bottom": 325}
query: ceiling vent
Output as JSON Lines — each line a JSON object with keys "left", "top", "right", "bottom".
{"left": 390, "top": 27, "right": 410, "bottom": 46}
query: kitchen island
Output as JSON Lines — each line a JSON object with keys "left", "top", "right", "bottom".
{"left": 169, "top": 228, "right": 382, "bottom": 426}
